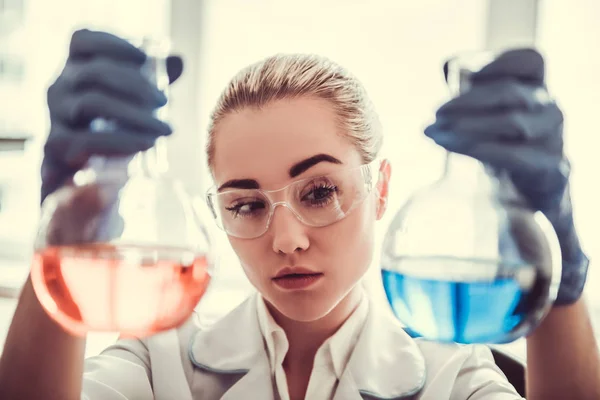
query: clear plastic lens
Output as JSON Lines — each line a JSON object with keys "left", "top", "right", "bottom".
{"left": 207, "top": 162, "right": 378, "bottom": 239}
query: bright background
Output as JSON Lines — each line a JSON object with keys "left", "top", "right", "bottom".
{"left": 0, "top": 0, "right": 598, "bottom": 358}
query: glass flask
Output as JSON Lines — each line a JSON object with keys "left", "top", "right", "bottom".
{"left": 381, "top": 52, "right": 562, "bottom": 344}
{"left": 30, "top": 38, "right": 214, "bottom": 338}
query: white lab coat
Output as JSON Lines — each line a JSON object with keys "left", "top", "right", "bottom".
{"left": 81, "top": 294, "right": 523, "bottom": 399}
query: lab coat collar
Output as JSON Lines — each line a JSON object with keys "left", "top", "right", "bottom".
{"left": 188, "top": 294, "right": 426, "bottom": 400}
{"left": 188, "top": 294, "right": 274, "bottom": 400}
{"left": 345, "top": 300, "right": 426, "bottom": 399}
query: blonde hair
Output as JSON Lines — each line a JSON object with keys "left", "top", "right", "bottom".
{"left": 206, "top": 53, "right": 383, "bottom": 170}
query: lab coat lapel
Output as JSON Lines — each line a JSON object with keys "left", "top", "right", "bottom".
{"left": 341, "top": 301, "right": 426, "bottom": 400}
{"left": 219, "top": 350, "right": 275, "bottom": 400}
{"left": 333, "top": 368, "right": 364, "bottom": 400}
{"left": 188, "top": 294, "right": 275, "bottom": 399}
{"left": 188, "top": 293, "right": 426, "bottom": 400}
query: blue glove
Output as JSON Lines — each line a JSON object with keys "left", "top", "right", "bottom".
{"left": 41, "top": 29, "right": 184, "bottom": 202}
{"left": 425, "top": 49, "right": 589, "bottom": 306}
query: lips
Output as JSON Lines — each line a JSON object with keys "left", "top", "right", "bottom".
{"left": 273, "top": 266, "right": 320, "bottom": 279}
{"left": 272, "top": 267, "right": 323, "bottom": 290}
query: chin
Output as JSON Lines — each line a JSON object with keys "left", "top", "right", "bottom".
{"left": 263, "top": 287, "right": 360, "bottom": 322}
{"left": 266, "top": 290, "right": 344, "bottom": 322}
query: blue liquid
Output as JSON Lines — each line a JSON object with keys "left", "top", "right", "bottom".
{"left": 382, "top": 258, "right": 549, "bottom": 344}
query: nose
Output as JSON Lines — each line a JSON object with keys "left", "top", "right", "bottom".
{"left": 269, "top": 204, "right": 310, "bottom": 254}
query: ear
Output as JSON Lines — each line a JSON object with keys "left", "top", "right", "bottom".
{"left": 375, "top": 159, "right": 391, "bottom": 220}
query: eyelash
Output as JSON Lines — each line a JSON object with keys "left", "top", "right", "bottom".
{"left": 302, "top": 183, "right": 338, "bottom": 207}
{"left": 225, "top": 201, "right": 265, "bottom": 219}
{"left": 224, "top": 183, "right": 339, "bottom": 218}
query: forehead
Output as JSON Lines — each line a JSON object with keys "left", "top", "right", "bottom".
{"left": 212, "top": 97, "right": 361, "bottom": 188}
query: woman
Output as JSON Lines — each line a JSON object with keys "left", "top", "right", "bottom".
{"left": 0, "top": 30, "right": 598, "bottom": 400}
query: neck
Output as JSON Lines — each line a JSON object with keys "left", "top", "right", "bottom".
{"left": 265, "top": 285, "right": 364, "bottom": 368}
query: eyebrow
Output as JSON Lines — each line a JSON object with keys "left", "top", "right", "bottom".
{"left": 289, "top": 153, "right": 342, "bottom": 178}
{"left": 217, "top": 153, "right": 343, "bottom": 192}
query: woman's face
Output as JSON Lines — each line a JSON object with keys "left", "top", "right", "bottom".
{"left": 212, "top": 97, "right": 390, "bottom": 322}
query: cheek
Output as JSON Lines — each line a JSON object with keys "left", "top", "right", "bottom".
{"left": 319, "top": 197, "right": 377, "bottom": 274}
{"left": 227, "top": 237, "right": 268, "bottom": 283}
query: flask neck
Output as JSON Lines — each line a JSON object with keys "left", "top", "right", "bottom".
{"left": 83, "top": 137, "right": 169, "bottom": 183}
{"left": 442, "top": 151, "right": 526, "bottom": 206}
{"left": 134, "top": 137, "right": 169, "bottom": 177}
{"left": 442, "top": 151, "right": 491, "bottom": 189}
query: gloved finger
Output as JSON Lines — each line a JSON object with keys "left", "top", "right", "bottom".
{"left": 69, "top": 29, "right": 146, "bottom": 65}
{"left": 436, "top": 80, "right": 552, "bottom": 115}
{"left": 45, "top": 127, "right": 159, "bottom": 169}
{"left": 53, "top": 89, "right": 172, "bottom": 135}
{"left": 166, "top": 55, "right": 184, "bottom": 84}
{"left": 428, "top": 103, "right": 563, "bottom": 142}
{"left": 471, "top": 48, "right": 545, "bottom": 86}
{"left": 426, "top": 126, "right": 564, "bottom": 164}
{"left": 64, "top": 58, "right": 167, "bottom": 108}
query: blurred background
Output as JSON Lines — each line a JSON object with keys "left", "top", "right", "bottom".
{"left": 0, "top": 0, "right": 598, "bottom": 358}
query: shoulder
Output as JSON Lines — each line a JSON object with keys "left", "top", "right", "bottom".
{"left": 82, "top": 313, "right": 202, "bottom": 399}
{"left": 415, "top": 340, "right": 523, "bottom": 399}
{"left": 416, "top": 339, "right": 491, "bottom": 370}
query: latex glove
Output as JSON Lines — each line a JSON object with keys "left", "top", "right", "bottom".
{"left": 424, "top": 49, "right": 589, "bottom": 306}
{"left": 41, "top": 29, "right": 184, "bottom": 202}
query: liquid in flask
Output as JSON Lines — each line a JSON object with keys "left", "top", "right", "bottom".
{"left": 30, "top": 37, "right": 214, "bottom": 337}
{"left": 380, "top": 51, "right": 561, "bottom": 344}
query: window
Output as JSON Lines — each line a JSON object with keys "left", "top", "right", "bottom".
{"left": 0, "top": 0, "right": 25, "bottom": 31}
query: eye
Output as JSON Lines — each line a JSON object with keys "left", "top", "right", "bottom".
{"left": 225, "top": 200, "right": 266, "bottom": 218}
{"left": 301, "top": 183, "right": 338, "bottom": 206}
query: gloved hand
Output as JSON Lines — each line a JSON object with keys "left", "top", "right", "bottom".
{"left": 424, "top": 48, "right": 589, "bottom": 306}
{"left": 41, "top": 29, "right": 184, "bottom": 202}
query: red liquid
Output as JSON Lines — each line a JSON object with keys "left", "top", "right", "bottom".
{"left": 30, "top": 243, "right": 211, "bottom": 337}
{"left": 272, "top": 273, "right": 323, "bottom": 290}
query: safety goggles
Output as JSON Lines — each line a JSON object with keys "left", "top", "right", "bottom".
{"left": 206, "top": 160, "right": 380, "bottom": 239}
